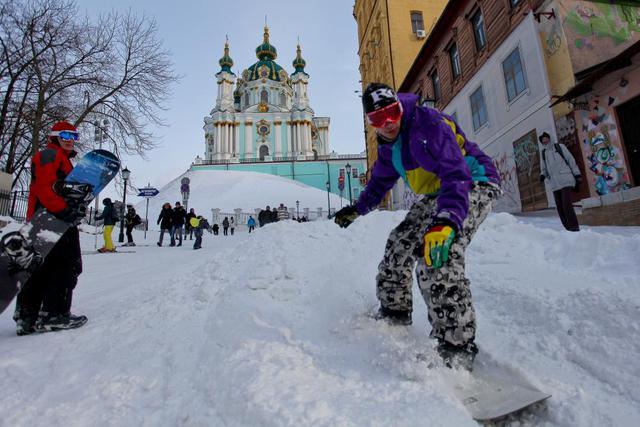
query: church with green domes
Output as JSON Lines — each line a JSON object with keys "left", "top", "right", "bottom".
{"left": 194, "top": 26, "right": 367, "bottom": 202}
{"left": 203, "top": 26, "right": 330, "bottom": 162}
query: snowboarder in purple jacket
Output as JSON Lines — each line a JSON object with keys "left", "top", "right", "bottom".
{"left": 334, "top": 83, "right": 501, "bottom": 370}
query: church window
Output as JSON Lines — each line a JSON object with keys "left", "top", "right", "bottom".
{"left": 261, "top": 88, "right": 268, "bottom": 104}
{"left": 244, "top": 92, "right": 250, "bottom": 107}
{"left": 280, "top": 91, "right": 286, "bottom": 107}
{"left": 312, "top": 149, "right": 318, "bottom": 160}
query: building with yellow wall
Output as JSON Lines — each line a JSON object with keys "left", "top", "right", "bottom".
{"left": 353, "top": 0, "right": 447, "bottom": 206}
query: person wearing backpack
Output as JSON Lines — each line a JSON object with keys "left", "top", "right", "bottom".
{"left": 125, "top": 205, "right": 142, "bottom": 246}
{"left": 539, "top": 131, "right": 582, "bottom": 232}
{"left": 95, "top": 198, "right": 117, "bottom": 252}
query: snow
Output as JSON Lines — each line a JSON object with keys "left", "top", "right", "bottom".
{"left": 134, "top": 170, "right": 349, "bottom": 218}
{"left": 1, "top": 206, "right": 640, "bottom": 425}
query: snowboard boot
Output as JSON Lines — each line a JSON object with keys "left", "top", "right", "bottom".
{"left": 15, "top": 317, "right": 36, "bottom": 336}
{"left": 437, "top": 340, "right": 478, "bottom": 371}
{"left": 35, "top": 313, "right": 88, "bottom": 333}
{"left": 373, "top": 305, "right": 412, "bottom": 326}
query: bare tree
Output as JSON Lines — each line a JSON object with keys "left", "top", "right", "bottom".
{"left": 0, "top": 0, "right": 178, "bottom": 188}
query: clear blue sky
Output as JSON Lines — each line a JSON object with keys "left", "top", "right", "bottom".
{"left": 74, "top": 0, "right": 365, "bottom": 198}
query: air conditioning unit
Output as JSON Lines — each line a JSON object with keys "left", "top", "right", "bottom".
{"left": 416, "top": 29, "right": 427, "bottom": 39}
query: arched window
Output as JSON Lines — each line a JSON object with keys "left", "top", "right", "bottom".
{"left": 260, "top": 88, "right": 268, "bottom": 104}
{"left": 259, "top": 144, "right": 269, "bottom": 160}
{"left": 312, "top": 149, "right": 318, "bottom": 160}
{"left": 244, "top": 92, "right": 250, "bottom": 108}
{"left": 280, "top": 91, "right": 287, "bottom": 107}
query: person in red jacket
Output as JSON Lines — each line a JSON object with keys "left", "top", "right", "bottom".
{"left": 14, "top": 121, "right": 88, "bottom": 335}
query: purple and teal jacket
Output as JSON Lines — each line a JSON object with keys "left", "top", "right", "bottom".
{"left": 355, "top": 93, "right": 500, "bottom": 231}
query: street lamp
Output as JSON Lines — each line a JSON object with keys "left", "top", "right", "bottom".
{"left": 296, "top": 200, "right": 300, "bottom": 219}
{"left": 325, "top": 181, "right": 331, "bottom": 218}
{"left": 118, "top": 166, "right": 131, "bottom": 243}
{"left": 345, "top": 163, "right": 353, "bottom": 205}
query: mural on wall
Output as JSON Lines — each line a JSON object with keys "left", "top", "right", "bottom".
{"left": 575, "top": 98, "right": 631, "bottom": 194}
{"left": 562, "top": 1, "right": 640, "bottom": 72}
{"left": 492, "top": 152, "right": 520, "bottom": 211}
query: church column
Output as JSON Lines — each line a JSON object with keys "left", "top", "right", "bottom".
{"left": 225, "top": 123, "right": 231, "bottom": 157}
{"left": 295, "top": 122, "right": 302, "bottom": 156}
{"left": 305, "top": 121, "right": 312, "bottom": 155}
{"left": 274, "top": 120, "right": 282, "bottom": 157}
{"left": 323, "top": 128, "right": 330, "bottom": 154}
{"left": 286, "top": 122, "right": 292, "bottom": 157}
{"left": 214, "top": 123, "right": 221, "bottom": 160}
{"left": 245, "top": 121, "right": 253, "bottom": 158}
{"left": 234, "top": 122, "right": 240, "bottom": 157}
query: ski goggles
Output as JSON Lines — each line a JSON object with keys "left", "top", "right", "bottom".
{"left": 51, "top": 130, "right": 80, "bottom": 141}
{"left": 366, "top": 101, "right": 402, "bottom": 128}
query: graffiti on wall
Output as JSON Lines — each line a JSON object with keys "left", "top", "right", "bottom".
{"left": 492, "top": 152, "right": 520, "bottom": 211}
{"left": 563, "top": 1, "right": 640, "bottom": 71}
{"left": 575, "top": 98, "right": 631, "bottom": 194}
{"left": 512, "top": 137, "right": 540, "bottom": 177}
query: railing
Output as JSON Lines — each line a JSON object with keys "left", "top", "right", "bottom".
{"left": 194, "top": 153, "right": 366, "bottom": 166}
{"left": 211, "top": 206, "right": 335, "bottom": 228}
{"left": 0, "top": 190, "right": 29, "bottom": 222}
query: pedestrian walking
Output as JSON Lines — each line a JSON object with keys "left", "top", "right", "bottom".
{"left": 222, "top": 216, "right": 229, "bottom": 236}
{"left": 212, "top": 223, "right": 219, "bottom": 235}
{"left": 156, "top": 202, "right": 173, "bottom": 246}
{"left": 334, "top": 84, "right": 501, "bottom": 371}
{"left": 230, "top": 217, "right": 235, "bottom": 235}
{"left": 247, "top": 216, "right": 256, "bottom": 233}
{"left": 172, "top": 201, "right": 187, "bottom": 246}
{"left": 539, "top": 131, "right": 582, "bottom": 232}
{"left": 191, "top": 215, "right": 212, "bottom": 249}
{"left": 185, "top": 208, "right": 196, "bottom": 240}
{"left": 95, "top": 198, "right": 117, "bottom": 253}
{"left": 124, "top": 205, "right": 142, "bottom": 246}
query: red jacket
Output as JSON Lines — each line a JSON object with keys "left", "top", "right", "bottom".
{"left": 27, "top": 142, "right": 75, "bottom": 220}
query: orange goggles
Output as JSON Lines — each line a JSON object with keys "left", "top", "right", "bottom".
{"left": 366, "top": 102, "right": 402, "bottom": 128}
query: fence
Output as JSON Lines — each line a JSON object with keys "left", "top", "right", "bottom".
{"left": 0, "top": 190, "right": 29, "bottom": 222}
{"left": 0, "top": 191, "right": 147, "bottom": 231}
{"left": 211, "top": 206, "right": 336, "bottom": 228}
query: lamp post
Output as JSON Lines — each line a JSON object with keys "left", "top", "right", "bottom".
{"left": 296, "top": 200, "right": 300, "bottom": 219}
{"left": 118, "top": 166, "right": 130, "bottom": 243}
{"left": 345, "top": 163, "right": 353, "bottom": 205}
{"left": 325, "top": 181, "right": 331, "bottom": 218}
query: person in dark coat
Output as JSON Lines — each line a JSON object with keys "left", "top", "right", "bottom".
{"left": 15, "top": 121, "right": 88, "bottom": 335}
{"left": 230, "top": 217, "right": 235, "bottom": 235}
{"left": 212, "top": 223, "right": 219, "bottom": 235}
{"left": 124, "top": 205, "right": 142, "bottom": 246}
{"left": 258, "top": 206, "right": 271, "bottom": 227}
{"left": 156, "top": 202, "right": 174, "bottom": 246}
{"left": 222, "top": 216, "right": 230, "bottom": 236}
{"left": 95, "top": 198, "right": 117, "bottom": 252}
{"left": 185, "top": 208, "right": 196, "bottom": 240}
{"left": 270, "top": 205, "right": 279, "bottom": 223}
{"left": 172, "top": 201, "right": 187, "bottom": 246}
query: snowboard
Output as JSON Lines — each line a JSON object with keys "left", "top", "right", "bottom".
{"left": 0, "top": 149, "right": 120, "bottom": 315}
{"left": 444, "top": 353, "right": 551, "bottom": 423}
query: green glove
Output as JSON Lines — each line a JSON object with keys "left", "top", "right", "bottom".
{"left": 334, "top": 205, "right": 359, "bottom": 228}
{"left": 424, "top": 225, "right": 456, "bottom": 269}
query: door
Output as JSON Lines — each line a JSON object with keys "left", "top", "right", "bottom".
{"left": 513, "top": 130, "right": 548, "bottom": 211}
{"left": 616, "top": 95, "right": 640, "bottom": 187}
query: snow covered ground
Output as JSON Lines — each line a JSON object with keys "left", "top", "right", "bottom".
{"left": 1, "top": 212, "right": 639, "bottom": 426}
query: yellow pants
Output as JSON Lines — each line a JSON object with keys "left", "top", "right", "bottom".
{"left": 104, "top": 225, "right": 115, "bottom": 250}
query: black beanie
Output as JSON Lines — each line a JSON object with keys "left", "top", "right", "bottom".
{"left": 362, "top": 83, "right": 399, "bottom": 114}
{"left": 538, "top": 132, "right": 551, "bottom": 142}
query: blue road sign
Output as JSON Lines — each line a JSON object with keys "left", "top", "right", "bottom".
{"left": 138, "top": 187, "right": 159, "bottom": 197}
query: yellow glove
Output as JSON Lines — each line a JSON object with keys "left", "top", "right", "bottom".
{"left": 424, "top": 225, "right": 455, "bottom": 269}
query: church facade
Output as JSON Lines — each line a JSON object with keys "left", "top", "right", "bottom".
{"left": 193, "top": 26, "right": 367, "bottom": 201}
{"left": 203, "top": 27, "right": 330, "bottom": 162}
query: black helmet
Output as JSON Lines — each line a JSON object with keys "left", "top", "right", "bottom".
{"left": 362, "top": 83, "right": 398, "bottom": 114}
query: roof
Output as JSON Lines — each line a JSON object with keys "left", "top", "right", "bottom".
{"left": 551, "top": 40, "right": 640, "bottom": 107}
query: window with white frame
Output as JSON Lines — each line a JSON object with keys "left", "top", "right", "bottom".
{"left": 502, "top": 47, "right": 527, "bottom": 102}
{"left": 470, "top": 86, "right": 488, "bottom": 131}
{"left": 449, "top": 43, "right": 461, "bottom": 79}
{"left": 471, "top": 9, "right": 487, "bottom": 52}
{"left": 352, "top": 167, "right": 358, "bottom": 178}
